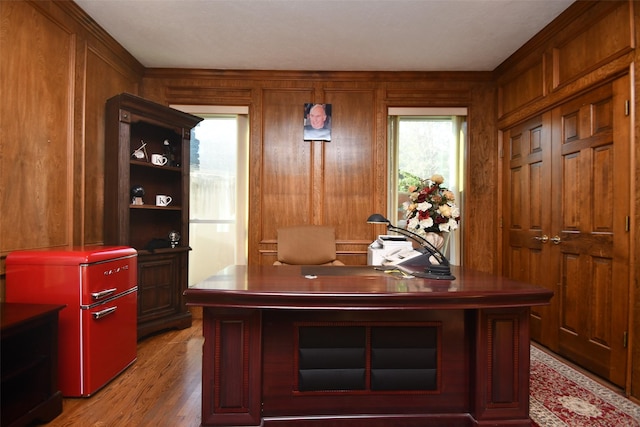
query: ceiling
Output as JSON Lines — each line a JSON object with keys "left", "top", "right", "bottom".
{"left": 74, "top": 0, "right": 575, "bottom": 72}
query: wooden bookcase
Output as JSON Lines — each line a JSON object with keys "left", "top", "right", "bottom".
{"left": 104, "top": 93, "right": 203, "bottom": 339}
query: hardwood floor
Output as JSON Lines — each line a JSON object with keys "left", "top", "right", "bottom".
{"left": 43, "top": 320, "right": 203, "bottom": 427}
{"left": 37, "top": 316, "right": 638, "bottom": 427}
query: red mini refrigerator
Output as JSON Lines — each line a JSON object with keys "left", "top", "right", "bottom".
{"left": 5, "top": 246, "right": 138, "bottom": 397}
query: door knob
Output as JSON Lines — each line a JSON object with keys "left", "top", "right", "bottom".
{"left": 550, "top": 235, "right": 561, "bottom": 245}
{"left": 533, "top": 235, "right": 549, "bottom": 243}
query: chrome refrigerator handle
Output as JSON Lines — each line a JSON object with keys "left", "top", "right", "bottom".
{"left": 91, "top": 288, "right": 117, "bottom": 300}
{"left": 92, "top": 306, "right": 117, "bottom": 319}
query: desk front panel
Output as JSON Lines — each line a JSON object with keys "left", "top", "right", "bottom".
{"left": 262, "top": 309, "right": 470, "bottom": 417}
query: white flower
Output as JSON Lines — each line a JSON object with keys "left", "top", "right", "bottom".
{"left": 419, "top": 217, "right": 434, "bottom": 230}
{"left": 417, "top": 201, "right": 432, "bottom": 212}
{"left": 407, "top": 217, "right": 420, "bottom": 230}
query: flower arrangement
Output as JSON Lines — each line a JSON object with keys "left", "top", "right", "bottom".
{"left": 403, "top": 174, "right": 460, "bottom": 237}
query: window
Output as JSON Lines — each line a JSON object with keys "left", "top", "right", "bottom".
{"left": 172, "top": 105, "right": 249, "bottom": 286}
{"left": 388, "top": 108, "right": 466, "bottom": 265}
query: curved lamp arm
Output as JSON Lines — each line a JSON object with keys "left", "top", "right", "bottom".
{"left": 367, "top": 213, "right": 455, "bottom": 280}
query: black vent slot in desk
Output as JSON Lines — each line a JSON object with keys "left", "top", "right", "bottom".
{"left": 297, "top": 324, "right": 437, "bottom": 392}
{"left": 371, "top": 326, "right": 437, "bottom": 390}
{"left": 298, "top": 326, "right": 366, "bottom": 391}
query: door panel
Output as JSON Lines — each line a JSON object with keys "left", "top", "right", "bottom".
{"left": 551, "top": 76, "right": 630, "bottom": 387}
{"left": 503, "top": 115, "right": 555, "bottom": 345}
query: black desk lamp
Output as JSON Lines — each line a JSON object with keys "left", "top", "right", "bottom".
{"left": 367, "top": 213, "right": 455, "bottom": 280}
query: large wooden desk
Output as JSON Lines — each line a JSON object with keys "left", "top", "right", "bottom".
{"left": 184, "top": 265, "right": 553, "bottom": 427}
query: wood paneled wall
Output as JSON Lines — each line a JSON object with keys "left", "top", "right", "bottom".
{"left": 495, "top": 1, "right": 634, "bottom": 127}
{"left": 494, "top": 0, "right": 640, "bottom": 398}
{"left": 0, "top": 0, "right": 143, "bottom": 296}
{"left": 0, "top": 2, "right": 497, "bottom": 284}
{"left": 141, "top": 71, "right": 496, "bottom": 268}
{"left": 0, "top": 1, "right": 499, "bottom": 284}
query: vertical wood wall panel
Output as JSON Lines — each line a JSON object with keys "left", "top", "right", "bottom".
{"left": 82, "top": 47, "right": 139, "bottom": 245}
{"left": 467, "top": 82, "right": 499, "bottom": 272}
{"left": 322, "top": 90, "right": 376, "bottom": 246}
{"left": 0, "top": 0, "right": 74, "bottom": 252}
{"left": 260, "top": 89, "right": 314, "bottom": 240}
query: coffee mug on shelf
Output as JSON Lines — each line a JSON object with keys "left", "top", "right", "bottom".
{"left": 155, "top": 195, "right": 173, "bottom": 206}
{"left": 151, "top": 154, "right": 168, "bottom": 166}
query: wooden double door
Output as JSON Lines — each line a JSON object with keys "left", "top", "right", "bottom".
{"left": 503, "top": 75, "right": 631, "bottom": 388}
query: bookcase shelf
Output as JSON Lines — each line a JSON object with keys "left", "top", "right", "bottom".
{"left": 104, "top": 93, "right": 202, "bottom": 339}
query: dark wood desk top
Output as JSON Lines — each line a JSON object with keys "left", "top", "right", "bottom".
{"left": 184, "top": 265, "right": 553, "bottom": 310}
{"left": 1, "top": 303, "right": 66, "bottom": 331}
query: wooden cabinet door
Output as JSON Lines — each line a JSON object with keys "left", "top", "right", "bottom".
{"left": 550, "top": 75, "right": 631, "bottom": 387}
{"left": 503, "top": 75, "right": 631, "bottom": 388}
{"left": 503, "top": 114, "right": 558, "bottom": 346}
{"left": 136, "top": 251, "right": 191, "bottom": 339}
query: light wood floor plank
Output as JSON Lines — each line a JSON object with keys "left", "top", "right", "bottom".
{"left": 44, "top": 320, "right": 203, "bottom": 427}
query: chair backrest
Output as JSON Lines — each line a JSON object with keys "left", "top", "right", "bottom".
{"left": 275, "top": 225, "right": 342, "bottom": 265}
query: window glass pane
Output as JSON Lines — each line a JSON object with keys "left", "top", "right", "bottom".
{"left": 390, "top": 115, "right": 465, "bottom": 265}
{"left": 189, "top": 116, "right": 239, "bottom": 285}
{"left": 190, "top": 117, "right": 237, "bottom": 221}
{"left": 398, "top": 119, "right": 455, "bottom": 193}
{"left": 396, "top": 118, "right": 458, "bottom": 226}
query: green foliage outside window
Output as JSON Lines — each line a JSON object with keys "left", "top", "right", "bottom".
{"left": 398, "top": 170, "right": 422, "bottom": 192}
{"left": 397, "top": 119, "right": 454, "bottom": 193}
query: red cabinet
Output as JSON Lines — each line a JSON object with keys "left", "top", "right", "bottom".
{"left": 5, "top": 246, "right": 137, "bottom": 397}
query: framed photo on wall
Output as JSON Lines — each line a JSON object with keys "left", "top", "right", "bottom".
{"left": 303, "top": 103, "right": 332, "bottom": 141}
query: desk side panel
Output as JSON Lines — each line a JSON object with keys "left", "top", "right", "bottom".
{"left": 202, "top": 308, "right": 261, "bottom": 426}
{"left": 473, "top": 307, "right": 531, "bottom": 423}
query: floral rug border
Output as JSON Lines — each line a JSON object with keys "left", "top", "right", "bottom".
{"left": 530, "top": 345, "right": 640, "bottom": 426}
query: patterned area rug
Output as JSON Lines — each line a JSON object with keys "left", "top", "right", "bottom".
{"left": 530, "top": 345, "right": 640, "bottom": 426}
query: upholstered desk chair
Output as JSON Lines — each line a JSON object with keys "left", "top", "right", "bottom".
{"left": 273, "top": 225, "right": 345, "bottom": 266}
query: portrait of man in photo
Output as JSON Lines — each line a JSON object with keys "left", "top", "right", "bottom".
{"left": 303, "top": 103, "right": 332, "bottom": 141}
